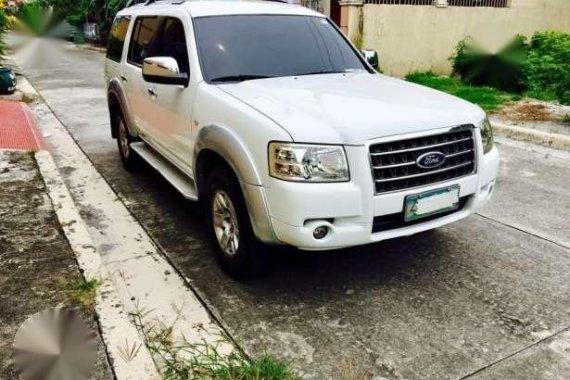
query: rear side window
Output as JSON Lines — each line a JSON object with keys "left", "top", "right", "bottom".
{"left": 107, "top": 16, "right": 131, "bottom": 62}
{"left": 128, "top": 17, "right": 160, "bottom": 66}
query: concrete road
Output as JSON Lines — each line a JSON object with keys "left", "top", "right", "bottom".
{"left": 10, "top": 39, "right": 570, "bottom": 380}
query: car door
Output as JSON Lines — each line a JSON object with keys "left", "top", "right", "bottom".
{"left": 124, "top": 16, "right": 161, "bottom": 143}
{"left": 143, "top": 15, "right": 195, "bottom": 173}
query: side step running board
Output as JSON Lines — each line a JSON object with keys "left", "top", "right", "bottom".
{"left": 130, "top": 142, "right": 198, "bottom": 201}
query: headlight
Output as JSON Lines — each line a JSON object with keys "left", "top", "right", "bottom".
{"left": 269, "top": 142, "right": 349, "bottom": 182}
{"left": 481, "top": 118, "right": 494, "bottom": 154}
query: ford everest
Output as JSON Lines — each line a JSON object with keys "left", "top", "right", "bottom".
{"left": 105, "top": 0, "right": 499, "bottom": 277}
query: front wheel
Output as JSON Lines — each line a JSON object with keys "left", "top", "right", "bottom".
{"left": 206, "top": 167, "right": 268, "bottom": 279}
{"left": 116, "top": 114, "right": 141, "bottom": 172}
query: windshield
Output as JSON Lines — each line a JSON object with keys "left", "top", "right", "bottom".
{"left": 193, "top": 15, "right": 369, "bottom": 83}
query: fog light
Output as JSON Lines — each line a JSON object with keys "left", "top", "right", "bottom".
{"left": 313, "top": 226, "right": 329, "bottom": 240}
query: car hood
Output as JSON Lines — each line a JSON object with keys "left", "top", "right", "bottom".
{"left": 218, "top": 72, "right": 485, "bottom": 145}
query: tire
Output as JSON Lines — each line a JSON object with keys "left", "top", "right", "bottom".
{"left": 205, "top": 166, "right": 268, "bottom": 279}
{"left": 115, "top": 112, "right": 141, "bottom": 172}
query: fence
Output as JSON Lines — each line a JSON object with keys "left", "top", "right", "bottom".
{"left": 358, "top": 0, "right": 570, "bottom": 76}
{"left": 364, "top": 0, "right": 508, "bottom": 7}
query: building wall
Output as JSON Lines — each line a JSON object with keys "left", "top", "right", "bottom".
{"left": 361, "top": 0, "right": 570, "bottom": 77}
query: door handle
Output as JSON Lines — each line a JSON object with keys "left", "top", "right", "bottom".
{"left": 147, "top": 88, "right": 157, "bottom": 98}
{"left": 120, "top": 75, "right": 128, "bottom": 82}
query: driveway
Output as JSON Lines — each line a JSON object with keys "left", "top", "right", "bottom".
{"left": 10, "top": 38, "right": 570, "bottom": 380}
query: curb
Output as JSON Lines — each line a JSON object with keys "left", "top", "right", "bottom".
{"left": 35, "top": 150, "right": 161, "bottom": 380}
{"left": 492, "top": 121, "right": 570, "bottom": 151}
{"left": 15, "top": 73, "right": 233, "bottom": 374}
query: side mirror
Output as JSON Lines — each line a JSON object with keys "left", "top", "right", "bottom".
{"left": 361, "top": 49, "right": 379, "bottom": 71}
{"left": 143, "top": 57, "right": 189, "bottom": 86}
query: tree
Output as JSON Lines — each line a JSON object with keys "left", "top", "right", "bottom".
{"left": 0, "top": 0, "right": 9, "bottom": 56}
{"left": 44, "top": 0, "right": 127, "bottom": 43}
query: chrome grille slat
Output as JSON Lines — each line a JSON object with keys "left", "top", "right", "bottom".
{"left": 374, "top": 161, "right": 473, "bottom": 183}
{"left": 370, "top": 137, "right": 472, "bottom": 156}
{"left": 372, "top": 148, "right": 474, "bottom": 169}
{"left": 370, "top": 126, "right": 476, "bottom": 194}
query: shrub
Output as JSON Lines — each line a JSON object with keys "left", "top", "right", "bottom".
{"left": 450, "top": 35, "right": 528, "bottom": 93}
{"left": 0, "top": 0, "right": 9, "bottom": 56}
{"left": 524, "top": 31, "right": 570, "bottom": 105}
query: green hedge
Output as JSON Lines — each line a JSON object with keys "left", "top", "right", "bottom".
{"left": 524, "top": 31, "right": 570, "bottom": 104}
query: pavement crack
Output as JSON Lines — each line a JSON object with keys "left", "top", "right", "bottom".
{"left": 476, "top": 213, "right": 570, "bottom": 251}
{"left": 457, "top": 324, "right": 570, "bottom": 380}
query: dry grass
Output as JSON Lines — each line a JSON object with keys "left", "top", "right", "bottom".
{"left": 339, "top": 360, "right": 371, "bottom": 380}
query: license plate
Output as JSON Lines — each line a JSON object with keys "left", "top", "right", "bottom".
{"left": 404, "top": 186, "right": 460, "bottom": 222}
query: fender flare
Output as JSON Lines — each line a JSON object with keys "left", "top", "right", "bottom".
{"left": 193, "top": 124, "right": 279, "bottom": 244}
{"left": 107, "top": 78, "right": 138, "bottom": 138}
{"left": 193, "top": 124, "right": 263, "bottom": 186}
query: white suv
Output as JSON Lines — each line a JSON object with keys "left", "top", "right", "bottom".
{"left": 105, "top": 0, "right": 499, "bottom": 277}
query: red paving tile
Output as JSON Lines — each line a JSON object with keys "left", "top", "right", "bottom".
{"left": 0, "top": 100, "right": 44, "bottom": 151}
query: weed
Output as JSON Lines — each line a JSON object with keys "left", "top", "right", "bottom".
{"left": 563, "top": 114, "right": 570, "bottom": 124}
{"left": 339, "top": 360, "right": 370, "bottom": 380}
{"left": 61, "top": 278, "right": 100, "bottom": 310}
{"left": 21, "top": 93, "right": 39, "bottom": 104}
{"left": 117, "top": 339, "right": 142, "bottom": 363}
{"left": 130, "top": 308, "right": 303, "bottom": 380}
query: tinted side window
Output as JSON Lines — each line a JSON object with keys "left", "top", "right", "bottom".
{"left": 107, "top": 16, "right": 131, "bottom": 62}
{"left": 158, "top": 18, "right": 190, "bottom": 74}
{"left": 128, "top": 17, "right": 160, "bottom": 66}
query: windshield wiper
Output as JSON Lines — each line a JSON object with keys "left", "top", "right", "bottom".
{"left": 295, "top": 70, "right": 349, "bottom": 76}
{"left": 210, "top": 74, "right": 274, "bottom": 83}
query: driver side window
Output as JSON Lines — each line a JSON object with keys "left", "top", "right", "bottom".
{"left": 157, "top": 18, "right": 190, "bottom": 75}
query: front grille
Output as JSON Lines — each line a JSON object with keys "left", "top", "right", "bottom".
{"left": 369, "top": 126, "right": 476, "bottom": 194}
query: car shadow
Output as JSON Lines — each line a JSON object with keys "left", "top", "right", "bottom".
{"left": 102, "top": 157, "right": 452, "bottom": 300}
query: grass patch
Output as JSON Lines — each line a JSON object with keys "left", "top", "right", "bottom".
{"left": 131, "top": 309, "right": 303, "bottom": 380}
{"left": 61, "top": 278, "right": 100, "bottom": 310}
{"left": 406, "top": 71, "right": 520, "bottom": 111}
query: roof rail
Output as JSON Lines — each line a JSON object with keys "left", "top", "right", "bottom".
{"left": 127, "top": 0, "right": 291, "bottom": 7}
{"left": 125, "top": 0, "right": 145, "bottom": 7}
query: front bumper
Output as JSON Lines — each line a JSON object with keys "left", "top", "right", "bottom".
{"left": 262, "top": 141, "right": 499, "bottom": 251}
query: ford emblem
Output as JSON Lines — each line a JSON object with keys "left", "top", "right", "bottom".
{"left": 416, "top": 151, "right": 446, "bottom": 169}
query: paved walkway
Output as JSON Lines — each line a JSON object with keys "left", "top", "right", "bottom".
{"left": 0, "top": 100, "right": 44, "bottom": 151}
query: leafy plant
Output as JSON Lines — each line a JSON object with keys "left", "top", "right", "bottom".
{"left": 0, "top": 0, "right": 9, "bottom": 56}
{"left": 450, "top": 36, "right": 528, "bottom": 93}
{"left": 61, "top": 278, "right": 100, "bottom": 310}
{"left": 524, "top": 31, "right": 570, "bottom": 105}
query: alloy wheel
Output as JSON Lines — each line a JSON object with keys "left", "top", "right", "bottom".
{"left": 212, "top": 190, "right": 240, "bottom": 256}
{"left": 118, "top": 119, "right": 130, "bottom": 160}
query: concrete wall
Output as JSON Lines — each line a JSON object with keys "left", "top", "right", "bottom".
{"left": 361, "top": 0, "right": 570, "bottom": 77}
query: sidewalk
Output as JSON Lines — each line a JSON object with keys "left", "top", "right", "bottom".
{"left": 0, "top": 100, "right": 44, "bottom": 150}
{"left": 0, "top": 72, "right": 225, "bottom": 379}
{"left": 0, "top": 146, "right": 112, "bottom": 378}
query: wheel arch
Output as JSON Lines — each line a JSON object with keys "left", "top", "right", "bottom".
{"left": 107, "top": 78, "right": 137, "bottom": 139}
{"left": 193, "top": 125, "right": 279, "bottom": 244}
